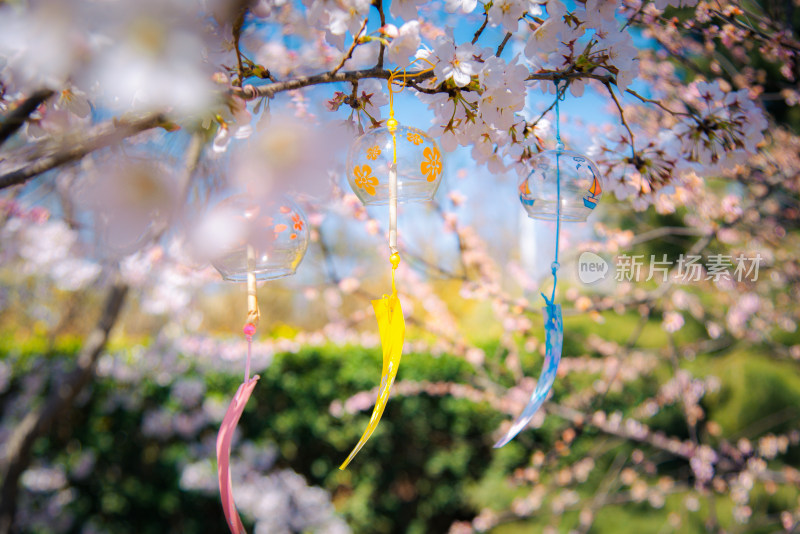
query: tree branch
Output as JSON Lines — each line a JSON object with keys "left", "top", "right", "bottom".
{"left": 0, "top": 68, "right": 614, "bottom": 192}
{"left": 0, "top": 112, "right": 165, "bottom": 191}
{"left": 374, "top": 0, "right": 386, "bottom": 69}
{"left": 236, "top": 67, "right": 419, "bottom": 99}
{"left": 0, "top": 89, "right": 55, "bottom": 149}
{"left": 0, "top": 283, "right": 128, "bottom": 534}
{"left": 235, "top": 67, "right": 614, "bottom": 100}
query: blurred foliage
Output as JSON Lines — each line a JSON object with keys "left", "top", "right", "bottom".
{"left": 2, "top": 328, "right": 799, "bottom": 533}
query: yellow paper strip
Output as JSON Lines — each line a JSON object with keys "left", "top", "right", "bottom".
{"left": 339, "top": 287, "right": 405, "bottom": 470}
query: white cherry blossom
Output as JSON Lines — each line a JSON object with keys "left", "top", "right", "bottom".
{"left": 387, "top": 21, "right": 421, "bottom": 67}
{"left": 0, "top": 3, "right": 85, "bottom": 88}
{"left": 55, "top": 87, "right": 91, "bottom": 118}
{"left": 488, "top": 0, "right": 525, "bottom": 33}
{"left": 305, "top": 0, "right": 370, "bottom": 37}
{"left": 433, "top": 39, "right": 483, "bottom": 87}
{"left": 389, "top": 0, "right": 426, "bottom": 22}
{"left": 583, "top": 0, "right": 619, "bottom": 36}
{"left": 605, "top": 31, "right": 639, "bottom": 89}
{"left": 444, "top": 0, "right": 478, "bottom": 14}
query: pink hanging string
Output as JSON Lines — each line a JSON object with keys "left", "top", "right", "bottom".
{"left": 216, "top": 322, "right": 259, "bottom": 534}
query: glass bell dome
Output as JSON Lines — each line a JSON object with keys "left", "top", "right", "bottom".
{"left": 519, "top": 149, "right": 603, "bottom": 222}
{"left": 192, "top": 195, "right": 309, "bottom": 282}
{"left": 346, "top": 124, "right": 443, "bottom": 205}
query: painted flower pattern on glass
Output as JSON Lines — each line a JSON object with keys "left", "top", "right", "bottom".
{"left": 406, "top": 131, "right": 423, "bottom": 145}
{"left": 290, "top": 213, "right": 304, "bottom": 239}
{"left": 274, "top": 206, "right": 305, "bottom": 239}
{"left": 420, "top": 146, "right": 442, "bottom": 182}
{"left": 366, "top": 145, "right": 381, "bottom": 160}
{"left": 353, "top": 164, "right": 379, "bottom": 196}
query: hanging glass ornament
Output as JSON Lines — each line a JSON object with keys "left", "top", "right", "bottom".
{"left": 518, "top": 149, "right": 603, "bottom": 222}
{"left": 339, "top": 59, "right": 440, "bottom": 470}
{"left": 192, "top": 194, "right": 309, "bottom": 282}
{"left": 205, "top": 192, "right": 308, "bottom": 534}
{"left": 495, "top": 79, "right": 602, "bottom": 448}
{"left": 346, "top": 125, "right": 443, "bottom": 205}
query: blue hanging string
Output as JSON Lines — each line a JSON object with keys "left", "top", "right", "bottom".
{"left": 544, "top": 80, "right": 566, "bottom": 308}
{"left": 494, "top": 79, "right": 567, "bottom": 448}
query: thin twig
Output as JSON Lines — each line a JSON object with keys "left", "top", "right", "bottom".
{"left": 472, "top": 13, "right": 489, "bottom": 44}
{"left": 496, "top": 32, "right": 512, "bottom": 56}
{"left": 331, "top": 17, "right": 369, "bottom": 76}
{"left": 709, "top": 9, "right": 800, "bottom": 51}
{"left": 402, "top": 248, "right": 468, "bottom": 281}
{"left": 604, "top": 81, "right": 637, "bottom": 159}
{"left": 630, "top": 226, "right": 708, "bottom": 245}
{"left": 620, "top": 3, "right": 645, "bottom": 31}
{"left": 625, "top": 88, "right": 691, "bottom": 118}
{"left": 317, "top": 228, "right": 342, "bottom": 285}
{"left": 162, "top": 132, "right": 205, "bottom": 240}
{"left": 232, "top": 9, "right": 247, "bottom": 87}
{"left": 576, "top": 450, "right": 629, "bottom": 534}
{"left": 530, "top": 97, "right": 558, "bottom": 131}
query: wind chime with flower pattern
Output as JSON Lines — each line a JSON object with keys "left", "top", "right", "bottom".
{"left": 494, "top": 79, "right": 604, "bottom": 448}
{"left": 197, "top": 194, "right": 309, "bottom": 533}
{"left": 340, "top": 59, "right": 443, "bottom": 469}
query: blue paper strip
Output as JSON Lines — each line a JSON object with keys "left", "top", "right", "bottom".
{"left": 493, "top": 302, "right": 563, "bottom": 448}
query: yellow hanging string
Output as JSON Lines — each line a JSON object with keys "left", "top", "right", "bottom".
{"left": 339, "top": 60, "right": 435, "bottom": 470}
{"left": 386, "top": 57, "right": 436, "bottom": 127}
{"left": 386, "top": 57, "right": 435, "bottom": 253}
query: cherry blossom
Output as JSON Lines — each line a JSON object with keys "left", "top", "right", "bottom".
{"left": 432, "top": 38, "right": 484, "bottom": 88}
{"left": 444, "top": 0, "right": 478, "bottom": 14}
{"left": 386, "top": 21, "right": 422, "bottom": 67}
{"left": 0, "top": 2, "right": 86, "bottom": 88}
{"left": 488, "top": 0, "right": 525, "bottom": 33}
{"left": 389, "top": 0, "right": 426, "bottom": 22}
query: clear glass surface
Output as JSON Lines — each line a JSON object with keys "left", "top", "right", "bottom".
{"left": 518, "top": 149, "right": 604, "bottom": 222}
{"left": 346, "top": 125, "right": 444, "bottom": 205}
{"left": 193, "top": 195, "right": 309, "bottom": 282}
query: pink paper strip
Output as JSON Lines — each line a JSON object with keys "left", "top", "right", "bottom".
{"left": 216, "top": 376, "right": 259, "bottom": 534}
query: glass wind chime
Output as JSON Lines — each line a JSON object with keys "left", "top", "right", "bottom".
{"left": 340, "top": 59, "right": 443, "bottom": 469}
{"left": 494, "top": 80, "right": 603, "bottom": 448}
{"left": 208, "top": 195, "right": 309, "bottom": 534}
